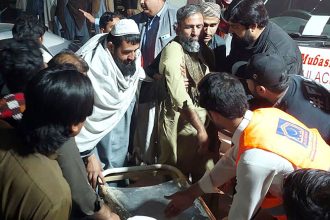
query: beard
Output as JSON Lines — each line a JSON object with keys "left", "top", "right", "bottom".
{"left": 178, "top": 34, "right": 200, "bottom": 53}
{"left": 114, "top": 57, "right": 136, "bottom": 77}
{"left": 249, "top": 84, "right": 259, "bottom": 98}
{"left": 240, "top": 29, "right": 255, "bottom": 47}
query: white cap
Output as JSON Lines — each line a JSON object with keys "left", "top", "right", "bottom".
{"left": 201, "top": 2, "right": 221, "bottom": 19}
{"left": 110, "top": 19, "right": 140, "bottom": 36}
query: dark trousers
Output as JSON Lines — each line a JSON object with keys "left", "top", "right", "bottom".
{"left": 57, "top": 138, "right": 101, "bottom": 219}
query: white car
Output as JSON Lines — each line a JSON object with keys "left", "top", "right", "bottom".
{"left": 0, "top": 23, "right": 75, "bottom": 56}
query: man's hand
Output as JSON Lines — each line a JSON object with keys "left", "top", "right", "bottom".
{"left": 197, "top": 130, "right": 210, "bottom": 155}
{"left": 164, "top": 190, "right": 195, "bottom": 218}
{"left": 153, "top": 73, "right": 163, "bottom": 80}
{"left": 86, "top": 154, "right": 104, "bottom": 189}
{"left": 79, "top": 9, "right": 96, "bottom": 24}
{"left": 126, "top": 9, "right": 135, "bottom": 17}
{"left": 109, "top": 212, "right": 120, "bottom": 220}
{"left": 90, "top": 203, "right": 120, "bottom": 220}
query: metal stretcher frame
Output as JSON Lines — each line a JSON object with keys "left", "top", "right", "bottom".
{"left": 101, "top": 164, "right": 216, "bottom": 220}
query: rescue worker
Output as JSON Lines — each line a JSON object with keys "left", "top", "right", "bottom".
{"left": 164, "top": 72, "right": 330, "bottom": 220}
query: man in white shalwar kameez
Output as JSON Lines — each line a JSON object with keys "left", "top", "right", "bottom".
{"left": 75, "top": 19, "right": 145, "bottom": 188}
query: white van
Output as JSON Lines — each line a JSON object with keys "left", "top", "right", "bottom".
{"left": 265, "top": 0, "right": 330, "bottom": 90}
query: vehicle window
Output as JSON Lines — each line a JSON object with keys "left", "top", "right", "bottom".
{"left": 264, "top": 0, "right": 330, "bottom": 91}
{"left": 265, "top": 0, "right": 330, "bottom": 37}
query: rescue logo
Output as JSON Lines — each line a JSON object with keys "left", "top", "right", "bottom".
{"left": 276, "top": 118, "right": 309, "bottom": 148}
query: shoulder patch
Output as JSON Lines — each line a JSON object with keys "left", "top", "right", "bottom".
{"left": 276, "top": 118, "right": 309, "bottom": 148}
{"left": 302, "top": 78, "right": 330, "bottom": 112}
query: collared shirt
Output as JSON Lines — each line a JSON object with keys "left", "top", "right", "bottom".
{"left": 150, "top": 4, "right": 166, "bottom": 28}
{"left": 198, "top": 110, "right": 294, "bottom": 220}
{"left": 142, "top": 5, "right": 166, "bottom": 50}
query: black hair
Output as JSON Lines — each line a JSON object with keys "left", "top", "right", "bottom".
{"left": 224, "top": 0, "right": 268, "bottom": 28}
{"left": 99, "top": 11, "right": 124, "bottom": 29}
{"left": 198, "top": 72, "right": 249, "bottom": 119}
{"left": 283, "top": 169, "right": 330, "bottom": 220}
{"left": 0, "top": 39, "right": 44, "bottom": 93}
{"left": 106, "top": 33, "right": 140, "bottom": 49}
{"left": 12, "top": 14, "right": 46, "bottom": 40}
{"left": 18, "top": 65, "right": 94, "bottom": 156}
{"left": 48, "top": 50, "right": 89, "bottom": 73}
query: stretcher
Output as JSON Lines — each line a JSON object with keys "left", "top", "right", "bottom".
{"left": 100, "top": 164, "right": 216, "bottom": 220}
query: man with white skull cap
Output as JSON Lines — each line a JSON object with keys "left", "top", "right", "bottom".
{"left": 75, "top": 19, "right": 145, "bottom": 188}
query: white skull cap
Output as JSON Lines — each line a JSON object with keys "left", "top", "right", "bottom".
{"left": 110, "top": 19, "right": 140, "bottom": 36}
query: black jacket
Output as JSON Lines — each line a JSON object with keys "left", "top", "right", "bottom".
{"left": 225, "top": 21, "right": 303, "bottom": 76}
{"left": 277, "top": 75, "right": 330, "bottom": 144}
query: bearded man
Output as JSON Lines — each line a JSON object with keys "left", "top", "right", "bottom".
{"left": 223, "top": 0, "right": 302, "bottom": 77}
{"left": 75, "top": 19, "right": 145, "bottom": 188}
{"left": 158, "top": 4, "right": 215, "bottom": 182}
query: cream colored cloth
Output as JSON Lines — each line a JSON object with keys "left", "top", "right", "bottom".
{"left": 158, "top": 40, "right": 212, "bottom": 181}
{"left": 75, "top": 33, "right": 145, "bottom": 153}
{"left": 104, "top": 0, "right": 114, "bottom": 12}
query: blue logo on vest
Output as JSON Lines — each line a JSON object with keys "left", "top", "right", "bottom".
{"left": 276, "top": 118, "right": 309, "bottom": 148}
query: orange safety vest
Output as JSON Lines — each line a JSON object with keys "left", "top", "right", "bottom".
{"left": 237, "top": 108, "right": 330, "bottom": 220}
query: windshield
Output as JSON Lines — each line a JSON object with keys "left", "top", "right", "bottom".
{"left": 265, "top": 0, "right": 330, "bottom": 37}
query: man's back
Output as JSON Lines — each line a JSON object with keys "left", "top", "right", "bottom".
{"left": 0, "top": 125, "right": 71, "bottom": 220}
{"left": 278, "top": 75, "right": 330, "bottom": 143}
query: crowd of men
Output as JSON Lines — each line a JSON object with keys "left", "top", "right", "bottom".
{"left": 0, "top": 0, "right": 330, "bottom": 220}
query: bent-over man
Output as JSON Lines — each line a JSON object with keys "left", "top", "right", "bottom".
{"left": 75, "top": 19, "right": 145, "bottom": 188}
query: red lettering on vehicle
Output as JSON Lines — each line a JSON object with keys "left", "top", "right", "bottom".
{"left": 326, "top": 59, "right": 330, "bottom": 67}
{"left": 315, "top": 72, "right": 321, "bottom": 82}
{"left": 301, "top": 53, "right": 330, "bottom": 67}
{"left": 322, "top": 72, "right": 329, "bottom": 84}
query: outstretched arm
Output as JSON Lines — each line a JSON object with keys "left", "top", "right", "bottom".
{"left": 79, "top": 8, "right": 96, "bottom": 24}
{"left": 164, "top": 183, "right": 204, "bottom": 218}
